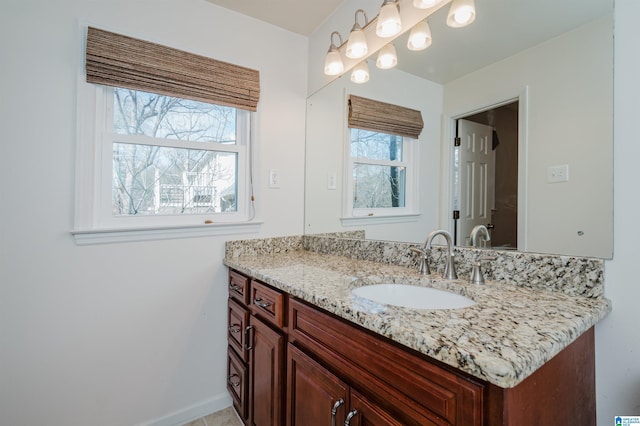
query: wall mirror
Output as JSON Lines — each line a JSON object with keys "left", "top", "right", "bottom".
{"left": 304, "top": 0, "right": 614, "bottom": 259}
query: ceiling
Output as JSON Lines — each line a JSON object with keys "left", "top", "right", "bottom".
{"left": 206, "top": 0, "right": 613, "bottom": 84}
{"left": 205, "top": 0, "right": 344, "bottom": 36}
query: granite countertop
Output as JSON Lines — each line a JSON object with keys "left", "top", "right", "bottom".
{"left": 224, "top": 249, "right": 611, "bottom": 388}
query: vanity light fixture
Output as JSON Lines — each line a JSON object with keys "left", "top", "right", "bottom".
{"left": 324, "top": 31, "right": 344, "bottom": 76}
{"left": 376, "top": 43, "right": 398, "bottom": 69}
{"left": 413, "top": 0, "right": 438, "bottom": 9}
{"left": 407, "top": 20, "right": 432, "bottom": 51}
{"left": 446, "top": 0, "right": 476, "bottom": 28}
{"left": 376, "top": 0, "right": 402, "bottom": 38}
{"left": 351, "top": 61, "right": 370, "bottom": 84}
{"left": 346, "top": 9, "right": 369, "bottom": 59}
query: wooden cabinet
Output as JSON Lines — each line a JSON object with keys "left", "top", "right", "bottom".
{"left": 288, "top": 297, "right": 483, "bottom": 425}
{"left": 227, "top": 268, "right": 597, "bottom": 426}
{"left": 227, "top": 270, "right": 286, "bottom": 426}
{"left": 248, "top": 315, "right": 285, "bottom": 426}
{"left": 286, "top": 344, "right": 348, "bottom": 426}
{"left": 287, "top": 344, "right": 405, "bottom": 426}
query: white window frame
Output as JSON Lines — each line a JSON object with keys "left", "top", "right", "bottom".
{"left": 342, "top": 126, "right": 420, "bottom": 225}
{"left": 72, "top": 79, "right": 261, "bottom": 245}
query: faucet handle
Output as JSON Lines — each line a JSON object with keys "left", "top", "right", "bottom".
{"left": 469, "top": 255, "right": 496, "bottom": 285}
{"left": 410, "top": 247, "right": 430, "bottom": 275}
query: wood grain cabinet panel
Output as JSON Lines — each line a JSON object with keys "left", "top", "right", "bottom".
{"left": 250, "top": 279, "right": 286, "bottom": 329}
{"left": 229, "top": 270, "right": 250, "bottom": 305}
{"left": 249, "top": 315, "right": 285, "bottom": 426}
{"left": 228, "top": 297, "right": 250, "bottom": 362}
{"left": 288, "top": 297, "right": 484, "bottom": 425}
{"left": 227, "top": 346, "right": 249, "bottom": 423}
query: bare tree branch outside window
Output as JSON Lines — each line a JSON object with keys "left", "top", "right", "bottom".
{"left": 111, "top": 88, "right": 239, "bottom": 216}
{"left": 351, "top": 128, "right": 406, "bottom": 209}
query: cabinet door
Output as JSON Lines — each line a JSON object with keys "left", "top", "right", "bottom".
{"left": 227, "top": 346, "right": 249, "bottom": 423}
{"left": 249, "top": 315, "right": 285, "bottom": 426}
{"left": 228, "top": 297, "right": 250, "bottom": 362}
{"left": 287, "top": 344, "right": 348, "bottom": 426}
{"left": 347, "top": 388, "right": 427, "bottom": 426}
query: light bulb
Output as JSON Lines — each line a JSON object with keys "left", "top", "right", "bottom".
{"left": 351, "top": 62, "right": 370, "bottom": 84}
{"left": 407, "top": 21, "right": 432, "bottom": 51}
{"left": 446, "top": 0, "right": 476, "bottom": 28}
{"left": 323, "top": 32, "right": 344, "bottom": 76}
{"left": 324, "top": 49, "right": 344, "bottom": 76}
{"left": 346, "top": 28, "right": 368, "bottom": 59}
{"left": 376, "top": 1, "right": 402, "bottom": 38}
{"left": 376, "top": 44, "right": 397, "bottom": 69}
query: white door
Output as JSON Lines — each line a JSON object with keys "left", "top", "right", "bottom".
{"left": 456, "top": 119, "right": 495, "bottom": 246}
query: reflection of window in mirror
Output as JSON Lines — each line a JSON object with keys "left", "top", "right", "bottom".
{"left": 346, "top": 128, "right": 418, "bottom": 218}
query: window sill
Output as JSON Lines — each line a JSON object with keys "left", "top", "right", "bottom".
{"left": 71, "top": 221, "right": 263, "bottom": 245}
{"left": 340, "top": 213, "right": 420, "bottom": 227}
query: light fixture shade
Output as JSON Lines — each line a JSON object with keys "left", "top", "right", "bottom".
{"left": 413, "top": 0, "right": 438, "bottom": 9}
{"left": 446, "top": 0, "right": 476, "bottom": 28}
{"left": 376, "top": 43, "right": 398, "bottom": 69}
{"left": 346, "top": 28, "right": 368, "bottom": 59}
{"left": 376, "top": 1, "right": 402, "bottom": 38}
{"left": 351, "top": 61, "right": 370, "bottom": 84}
{"left": 407, "top": 21, "right": 432, "bottom": 51}
{"left": 324, "top": 31, "right": 344, "bottom": 76}
{"left": 324, "top": 48, "right": 344, "bottom": 75}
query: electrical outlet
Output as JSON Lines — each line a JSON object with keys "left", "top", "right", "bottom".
{"left": 268, "top": 169, "right": 280, "bottom": 188}
{"left": 547, "top": 164, "right": 569, "bottom": 183}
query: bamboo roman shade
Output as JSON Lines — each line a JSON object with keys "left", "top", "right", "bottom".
{"left": 348, "top": 95, "right": 424, "bottom": 139}
{"left": 85, "top": 27, "right": 260, "bottom": 111}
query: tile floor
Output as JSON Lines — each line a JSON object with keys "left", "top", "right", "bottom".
{"left": 182, "top": 406, "right": 242, "bottom": 426}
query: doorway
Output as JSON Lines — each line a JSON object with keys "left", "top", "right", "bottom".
{"left": 455, "top": 101, "right": 519, "bottom": 249}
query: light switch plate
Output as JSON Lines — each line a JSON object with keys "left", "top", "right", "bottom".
{"left": 327, "top": 172, "right": 337, "bottom": 190}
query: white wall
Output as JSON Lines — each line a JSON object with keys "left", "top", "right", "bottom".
{"left": 443, "top": 17, "right": 614, "bottom": 258}
{"left": 304, "top": 66, "right": 443, "bottom": 242}
{"left": 0, "top": 1, "right": 307, "bottom": 425}
{"left": 597, "top": 0, "right": 640, "bottom": 422}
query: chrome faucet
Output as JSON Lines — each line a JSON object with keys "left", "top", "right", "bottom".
{"left": 425, "top": 230, "right": 458, "bottom": 280}
{"left": 469, "top": 224, "right": 491, "bottom": 248}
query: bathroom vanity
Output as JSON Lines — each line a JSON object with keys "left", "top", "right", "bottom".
{"left": 224, "top": 235, "right": 610, "bottom": 425}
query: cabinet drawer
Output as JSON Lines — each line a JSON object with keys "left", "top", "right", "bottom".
{"left": 227, "top": 346, "right": 249, "bottom": 423}
{"left": 289, "top": 298, "right": 485, "bottom": 425}
{"left": 228, "top": 297, "right": 250, "bottom": 362}
{"left": 250, "top": 280, "right": 285, "bottom": 329}
{"left": 229, "top": 270, "right": 249, "bottom": 305}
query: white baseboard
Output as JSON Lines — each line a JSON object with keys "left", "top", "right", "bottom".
{"left": 136, "top": 392, "right": 233, "bottom": 426}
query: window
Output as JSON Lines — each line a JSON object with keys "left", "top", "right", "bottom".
{"left": 344, "top": 95, "right": 423, "bottom": 220}
{"left": 347, "top": 128, "right": 416, "bottom": 216}
{"left": 73, "top": 27, "right": 260, "bottom": 243}
{"left": 106, "top": 87, "right": 249, "bottom": 223}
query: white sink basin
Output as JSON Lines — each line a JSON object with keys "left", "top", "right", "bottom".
{"left": 352, "top": 284, "right": 476, "bottom": 310}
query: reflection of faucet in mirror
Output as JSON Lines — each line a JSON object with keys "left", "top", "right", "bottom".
{"left": 469, "top": 225, "right": 491, "bottom": 248}
{"left": 425, "top": 230, "right": 458, "bottom": 280}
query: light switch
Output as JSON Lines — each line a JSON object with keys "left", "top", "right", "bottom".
{"left": 327, "top": 172, "right": 337, "bottom": 190}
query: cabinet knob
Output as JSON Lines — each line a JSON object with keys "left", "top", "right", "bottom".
{"left": 229, "top": 283, "right": 242, "bottom": 294}
{"left": 227, "top": 373, "right": 241, "bottom": 388}
{"left": 228, "top": 324, "right": 241, "bottom": 333}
